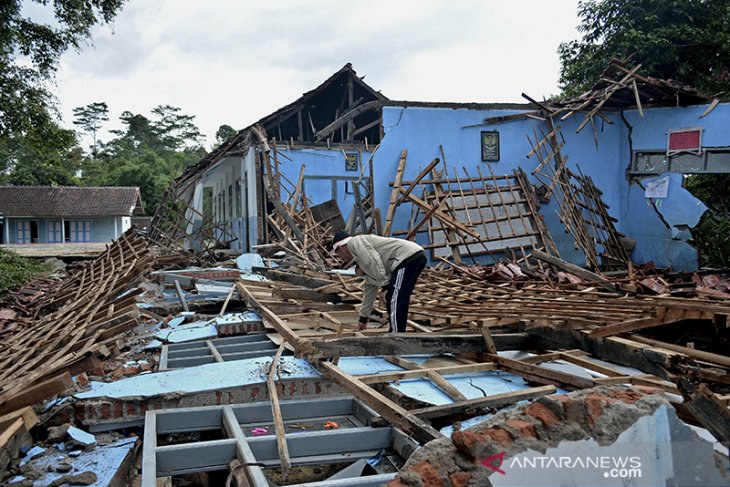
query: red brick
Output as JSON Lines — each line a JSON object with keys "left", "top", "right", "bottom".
{"left": 585, "top": 395, "right": 604, "bottom": 429}
{"left": 100, "top": 402, "right": 111, "bottom": 420}
{"left": 452, "top": 430, "right": 480, "bottom": 458}
{"left": 505, "top": 419, "right": 537, "bottom": 438}
{"left": 606, "top": 389, "right": 644, "bottom": 404}
{"left": 633, "top": 386, "right": 663, "bottom": 396}
{"left": 449, "top": 472, "right": 471, "bottom": 487}
{"left": 113, "top": 401, "right": 124, "bottom": 419}
{"left": 524, "top": 402, "right": 560, "bottom": 427}
{"left": 410, "top": 461, "right": 443, "bottom": 487}
{"left": 481, "top": 428, "right": 513, "bottom": 447}
{"left": 385, "top": 479, "right": 410, "bottom": 487}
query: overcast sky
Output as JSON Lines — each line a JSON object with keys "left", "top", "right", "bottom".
{"left": 52, "top": 0, "right": 582, "bottom": 148}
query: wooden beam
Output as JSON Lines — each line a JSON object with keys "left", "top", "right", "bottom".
{"left": 267, "top": 342, "right": 291, "bottom": 480}
{"left": 383, "top": 149, "right": 408, "bottom": 236}
{"left": 401, "top": 189, "right": 480, "bottom": 239}
{"left": 357, "top": 362, "right": 498, "bottom": 384}
{"left": 235, "top": 282, "right": 319, "bottom": 359}
{"left": 0, "top": 373, "right": 73, "bottom": 416}
{"left": 317, "top": 361, "right": 442, "bottom": 444}
{"left": 527, "top": 327, "right": 678, "bottom": 380}
{"left": 491, "top": 355, "right": 596, "bottom": 390}
{"left": 679, "top": 381, "right": 730, "bottom": 446}
{"left": 409, "top": 385, "right": 556, "bottom": 420}
{"left": 530, "top": 250, "right": 620, "bottom": 293}
{"left": 384, "top": 356, "right": 468, "bottom": 402}
{"left": 314, "top": 100, "right": 383, "bottom": 142}
{"left": 589, "top": 309, "right": 711, "bottom": 338}
{"left": 628, "top": 335, "right": 730, "bottom": 368}
{"left": 396, "top": 158, "right": 441, "bottom": 205}
{"left": 311, "top": 333, "right": 533, "bottom": 357}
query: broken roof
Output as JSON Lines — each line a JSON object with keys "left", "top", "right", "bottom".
{"left": 0, "top": 186, "right": 144, "bottom": 218}
{"left": 555, "top": 58, "right": 717, "bottom": 112}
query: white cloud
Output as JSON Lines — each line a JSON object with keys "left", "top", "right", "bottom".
{"left": 55, "top": 0, "right": 581, "bottom": 148}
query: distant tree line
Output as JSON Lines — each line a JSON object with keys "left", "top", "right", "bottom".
{"left": 0, "top": 100, "right": 240, "bottom": 215}
{"left": 0, "top": 0, "right": 239, "bottom": 215}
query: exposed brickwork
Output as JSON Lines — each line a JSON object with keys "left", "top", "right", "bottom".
{"left": 75, "top": 378, "right": 346, "bottom": 427}
{"left": 410, "top": 461, "right": 444, "bottom": 487}
{"left": 524, "top": 402, "right": 560, "bottom": 427}
{"left": 505, "top": 419, "right": 537, "bottom": 438}
{"left": 449, "top": 472, "right": 471, "bottom": 487}
{"left": 390, "top": 386, "right": 667, "bottom": 487}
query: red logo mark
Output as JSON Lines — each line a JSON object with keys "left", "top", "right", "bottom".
{"left": 482, "top": 451, "right": 506, "bottom": 475}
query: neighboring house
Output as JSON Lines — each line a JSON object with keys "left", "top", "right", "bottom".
{"left": 0, "top": 186, "right": 144, "bottom": 245}
{"left": 166, "top": 63, "right": 730, "bottom": 271}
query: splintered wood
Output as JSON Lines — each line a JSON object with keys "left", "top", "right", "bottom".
{"left": 528, "top": 121, "right": 630, "bottom": 271}
{"left": 387, "top": 152, "right": 558, "bottom": 265}
{"left": 0, "top": 229, "right": 153, "bottom": 414}
{"left": 233, "top": 270, "right": 728, "bottom": 443}
{"left": 245, "top": 266, "right": 730, "bottom": 347}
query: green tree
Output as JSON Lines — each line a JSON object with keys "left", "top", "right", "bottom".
{"left": 215, "top": 124, "right": 237, "bottom": 145}
{"left": 558, "top": 0, "right": 730, "bottom": 268}
{"left": 151, "top": 105, "right": 204, "bottom": 150}
{"left": 73, "top": 102, "right": 109, "bottom": 156}
{"left": 0, "top": 122, "right": 82, "bottom": 186}
{"left": 0, "top": 0, "right": 126, "bottom": 140}
{"left": 558, "top": 0, "right": 730, "bottom": 97}
{"left": 685, "top": 175, "right": 730, "bottom": 268}
{"left": 99, "top": 107, "right": 206, "bottom": 213}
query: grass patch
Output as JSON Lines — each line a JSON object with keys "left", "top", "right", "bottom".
{"left": 0, "top": 248, "right": 52, "bottom": 294}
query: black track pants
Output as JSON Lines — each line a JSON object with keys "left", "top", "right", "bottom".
{"left": 385, "top": 252, "right": 427, "bottom": 333}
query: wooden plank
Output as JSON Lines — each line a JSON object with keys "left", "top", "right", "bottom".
{"left": 589, "top": 308, "right": 709, "bottom": 338}
{"left": 317, "top": 361, "right": 442, "bottom": 444}
{"left": 492, "top": 355, "right": 596, "bottom": 390}
{"left": 557, "top": 352, "right": 624, "bottom": 377}
{"left": 527, "top": 327, "right": 679, "bottom": 380}
{"left": 530, "top": 250, "right": 620, "bottom": 293}
{"left": 314, "top": 100, "right": 383, "bottom": 142}
{"left": 0, "top": 407, "right": 39, "bottom": 432}
{"left": 396, "top": 158, "right": 441, "bottom": 205}
{"left": 311, "top": 333, "right": 533, "bottom": 357}
{"left": 272, "top": 288, "right": 340, "bottom": 303}
{"left": 384, "top": 356, "right": 467, "bottom": 402}
{"left": 357, "top": 362, "right": 498, "bottom": 384}
{"left": 401, "top": 190, "right": 480, "bottom": 239}
{"left": 267, "top": 342, "right": 291, "bottom": 480}
{"left": 0, "top": 373, "right": 73, "bottom": 416}
{"left": 680, "top": 381, "right": 730, "bottom": 445}
{"left": 481, "top": 325, "right": 497, "bottom": 354}
{"left": 235, "top": 282, "right": 319, "bottom": 359}
{"left": 628, "top": 335, "right": 730, "bottom": 368}
{"left": 409, "top": 385, "right": 557, "bottom": 420}
{"left": 383, "top": 149, "right": 408, "bottom": 236}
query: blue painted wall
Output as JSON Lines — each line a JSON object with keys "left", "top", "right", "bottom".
{"left": 3, "top": 217, "right": 122, "bottom": 244}
{"left": 273, "top": 146, "right": 374, "bottom": 225}
{"left": 367, "top": 102, "right": 730, "bottom": 270}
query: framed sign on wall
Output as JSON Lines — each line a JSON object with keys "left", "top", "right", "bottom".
{"left": 481, "top": 131, "right": 500, "bottom": 162}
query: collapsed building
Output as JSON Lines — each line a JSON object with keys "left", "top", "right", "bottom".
{"left": 0, "top": 61, "right": 729, "bottom": 487}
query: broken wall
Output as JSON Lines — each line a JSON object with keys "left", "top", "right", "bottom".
{"left": 374, "top": 101, "right": 730, "bottom": 270}
{"left": 270, "top": 146, "right": 375, "bottom": 225}
{"left": 619, "top": 103, "right": 730, "bottom": 270}
{"left": 375, "top": 104, "right": 538, "bottom": 254}
{"left": 374, "top": 104, "right": 627, "bottom": 265}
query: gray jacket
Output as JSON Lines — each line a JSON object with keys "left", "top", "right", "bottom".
{"left": 346, "top": 235, "right": 424, "bottom": 319}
